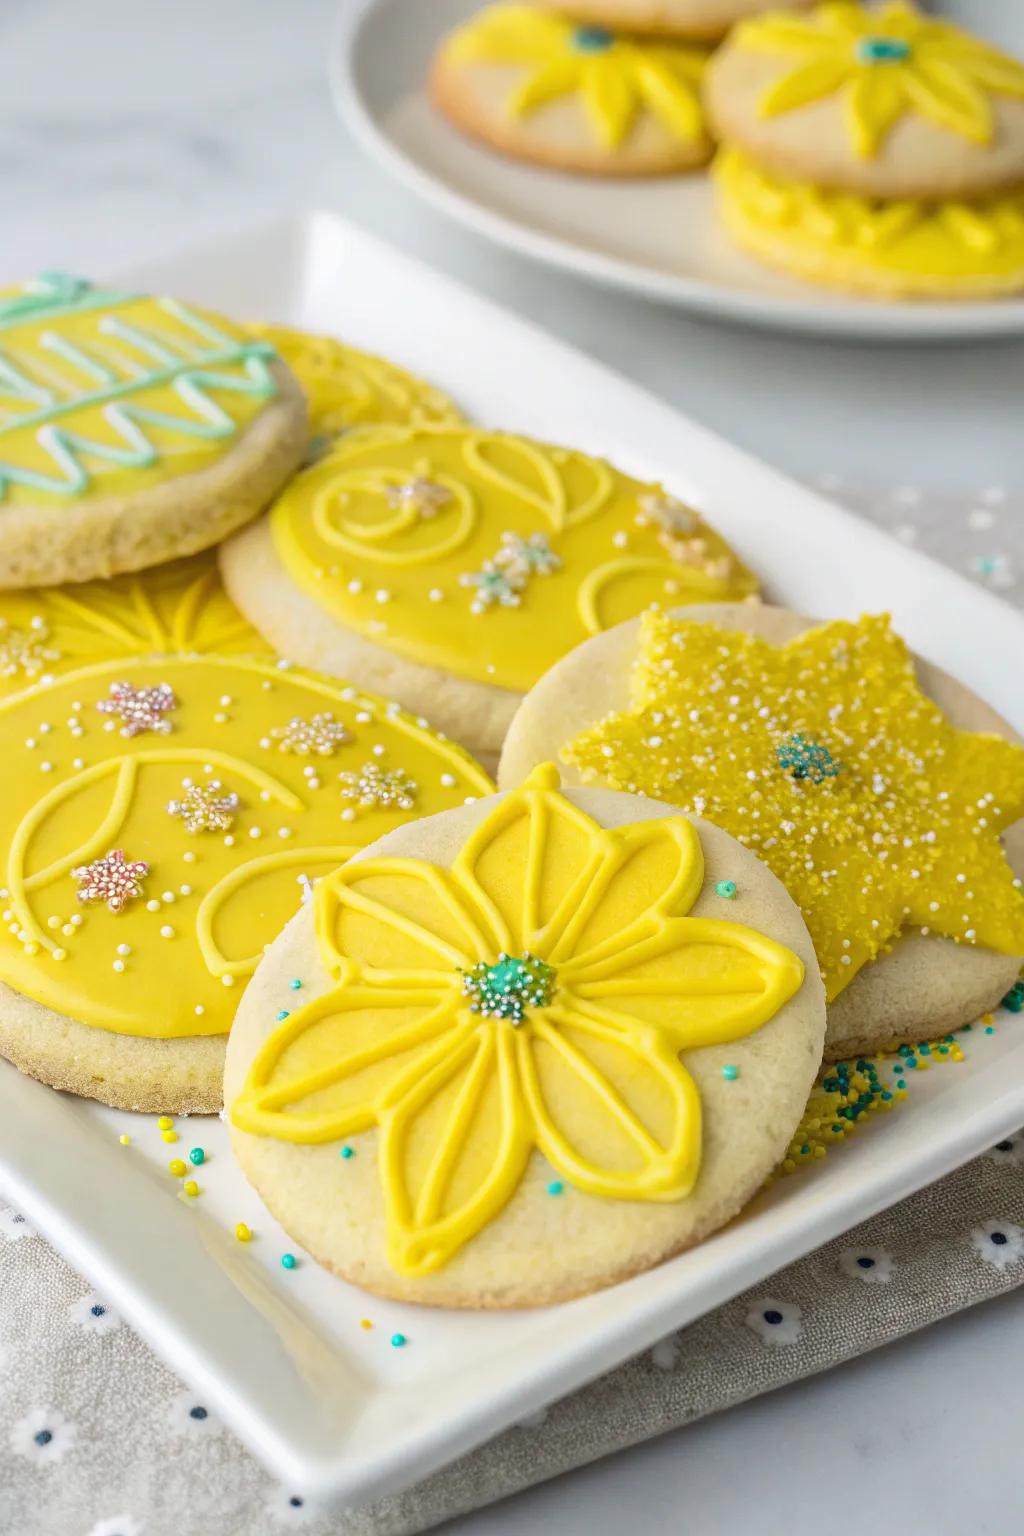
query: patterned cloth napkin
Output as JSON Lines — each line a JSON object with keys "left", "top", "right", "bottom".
{"left": 1, "top": 480, "right": 1022, "bottom": 1536}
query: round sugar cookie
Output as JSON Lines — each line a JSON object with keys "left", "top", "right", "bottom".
{"left": 713, "top": 147, "right": 1024, "bottom": 301}
{"left": 245, "top": 324, "right": 464, "bottom": 443}
{"left": 0, "top": 274, "right": 307, "bottom": 590}
{"left": 0, "top": 550, "right": 269, "bottom": 704}
{"left": 533, "top": 0, "right": 817, "bottom": 42}
{"left": 219, "top": 424, "right": 757, "bottom": 765}
{"left": 431, "top": 6, "right": 712, "bottom": 177}
{"left": 0, "top": 655, "right": 492, "bottom": 1114}
{"left": 226, "top": 764, "right": 824, "bottom": 1307}
{"left": 498, "top": 604, "right": 1024, "bottom": 1061}
{"left": 705, "top": 5, "right": 1024, "bottom": 200}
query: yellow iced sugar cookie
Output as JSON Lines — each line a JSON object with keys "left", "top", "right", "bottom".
{"left": 219, "top": 424, "right": 756, "bottom": 760}
{"left": 0, "top": 654, "right": 492, "bottom": 1112}
{"left": 706, "top": 4, "right": 1024, "bottom": 200}
{"left": 0, "top": 551, "right": 268, "bottom": 703}
{"left": 245, "top": 324, "right": 464, "bottom": 441}
{"left": 562, "top": 611, "right": 1024, "bottom": 1000}
{"left": 227, "top": 765, "right": 823, "bottom": 1306}
{"left": 714, "top": 146, "right": 1024, "bottom": 299}
{"left": 0, "top": 274, "right": 307, "bottom": 588}
{"left": 432, "top": 5, "right": 712, "bottom": 176}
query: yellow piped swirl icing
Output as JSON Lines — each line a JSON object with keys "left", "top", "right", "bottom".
{"left": 232, "top": 764, "right": 804, "bottom": 1276}
{"left": 0, "top": 655, "right": 492, "bottom": 1039}
{"left": 269, "top": 425, "right": 756, "bottom": 694}
{"left": 735, "top": 2, "right": 1024, "bottom": 158}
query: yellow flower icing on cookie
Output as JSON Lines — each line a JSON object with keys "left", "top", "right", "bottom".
{"left": 0, "top": 552, "right": 267, "bottom": 702}
{"left": 715, "top": 147, "right": 1024, "bottom": 294}
{"left": 564, "top": 612, "right": 1024, "bottom": 1000}
{"left": 245, "top": 324, "right": 464, "bottom": 440}
{"left": 0, "top": 275, "right": 283, "bottom": 503}
{"left": 269, "top": 425, "right": 756, "bottom": 693}
{"left": 736, "top": 2, "right": 1024, "bottom": 157}
{"left": 0, "top": 656, "right": 492, "bottom": 1039}
{"left": 443, "top": 4, "right": 706, "bottom": 148}
{"left": 232, "top": 764, "right": 804, "bottom": 1275}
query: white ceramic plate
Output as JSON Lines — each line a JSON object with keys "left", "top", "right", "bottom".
{"left": 1, "top": 211, "right": 1023, "bottom": 1508}
{"left": 333, "top": 0, "right": 1024, "bottom": 341}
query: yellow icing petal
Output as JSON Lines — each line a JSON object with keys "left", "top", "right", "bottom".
{"left": 507, "top": 57, "right": 583, "bottom": 119}
{"left": 381, "top": 1021, "right": 532, "bottom": 1276}
{"left": 846, "top": 69, "right": 907, "bottom": 159}
{"left": 446, "top": 4, "right": 569, "bottom": 65}
{"left": 759, "top": 57, "right": 853, "bottom": 119}
{"left": 569, "top": 912, "right": 805, "bottom": 1047}
{"left": 579, "top": 56, "right": 636, "bottom": 150}
{"left": 904, "top": 58, "right": 993, "bottom": 145}
{"left": 631, "top": 55, "right": 704, "bottom": 144}
{"left": 517, "top": 1004, "right": 702, "bottom": 1200}
{"left": 317, "top": 857, "right": 496, "bottom": 977}
{"left": 232, "top": 986, "right": 462, "bottom": 1142}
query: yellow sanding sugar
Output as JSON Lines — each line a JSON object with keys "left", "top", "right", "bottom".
{"left": 565, "top": 612, "right": 1024, "bottom": 999}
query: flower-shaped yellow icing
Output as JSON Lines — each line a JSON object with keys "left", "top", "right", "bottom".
{"left": 246, "top": 324, "right": 464, "bottom": 440}
{"left": 269, "top": 425, "right": 756, "bottom": 694}
{"left": 564, "top": 613, "right": 1024, "bottom": 1000}
{"left": 232, "top": 763, "right": 805, "bottom": 1275}
{"left": 0, "top": 552, "right": 267, "bottom": 703}
{"left": 443, "top": 4, "right": 706, "bottom": 148}
{"left": 736, "top": 2, "right": 1024, "bottom": 157}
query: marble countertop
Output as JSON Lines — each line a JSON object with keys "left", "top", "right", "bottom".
{"left": 4, "top": 1, "right": 1022, "bottom": 1532}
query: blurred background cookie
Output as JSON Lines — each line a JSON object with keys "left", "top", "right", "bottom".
{"left": 219, "top": 423, "right": 757, "bottom": 763}
{"left": 533, "top": 0, "right": 817, "bottom": 43}
{"left": 432, "top": 4, "right": 712, "bottom": 176}
{"left": 706, "top": 3, "right": 1024, "bottom": 298}
{"left": 0, "top": 274, "right": 307, "bottom": 588}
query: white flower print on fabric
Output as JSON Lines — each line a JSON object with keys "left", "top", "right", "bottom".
{"left": 984, "top": 1134, "right": 1024, "bottom": 1168}
{"left": 839, "top": 1246, "right": 895, "bottom": 1285}
{"left": 167, "top": 1389, "right": 223, "bottom": 1439}
{"left": 970, "top": 1219, "right": 1024, "bottom": 1271}
{"left": 650, "top": 1336, "right": 680, "bottom": 1370}
{"left": 265, "top": 1488, "right": 319, "bottom": 1527}
{"left": 85, "top": 1517, "right": 144, "bottom": 1536}
{"left": 0, "top": 1205, "right": 36, "bottom": 1241}
{"left": 69, "top": 1292, "right": 122, "bottom": 1336}
{"left": 744, "top": 1298, "right": 803, "bottom": 1346}
{"left": 10, "top": 1407, "right": 77, "bottom": 1467}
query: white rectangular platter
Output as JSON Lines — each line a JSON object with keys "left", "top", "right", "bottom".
{"left": 1, "top": 212, "right": 1022, "bottom": 1509}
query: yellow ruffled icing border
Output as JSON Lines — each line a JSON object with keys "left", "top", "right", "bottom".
{"left": 715, "top": 146, "right": 1024, "bottom": 295}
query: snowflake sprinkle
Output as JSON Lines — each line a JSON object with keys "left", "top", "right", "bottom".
{"left": 494, "top": 531, "right": 562, "bottom": 584}
{"left": 637, "top": 491, "right": 698, "bottom": 536}
{"left": 0, "top": 616, "right": 60, "bottom": 680}
{"left": 338, "top": 762, "right": 418, "bottom": 812}
{"left": 459, "top": 561, "right": 523, "bottom": 613}
{"left": 96, "top": 680, "right": 177, "bottom": 737}
{"left": 167, "top": 779, "right": 240, "bottom": 834}
{"left": 73, "top": 850, "right": 149, "bottom": 913}
{"left": 269, "top": 712, "right": 351, "bottom": 757}
{"left": 386, "top": 477, "right": 452, "bottom": 519}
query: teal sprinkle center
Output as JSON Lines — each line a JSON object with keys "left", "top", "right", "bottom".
{"left": 573, "top": 25, "right": 614, "bottom": 52}
{"left": 460, "top": 952, "right": 556, "bottom": 1023}
{"left": 776, "top": 733, "right": 841, "bottom": 785}
{"left": 857, "top": 36, "right": 911, "bottom": 63}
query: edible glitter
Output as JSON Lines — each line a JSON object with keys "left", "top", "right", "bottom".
{"left": 96, "top": 680, "right": 176, "bottom": 737}
{"left": 338, "top": 762, "right": 418, "bottom": 813}
{"left": 460, "top": 952, "right": 556, "bottom": 1023}
{"left": 73, "top": 850, "right": 149, "bottom": 914}
{"left": 167, "top": 779, "right": 240, "bottom": 834}
{"left": 270, "top": 712, "right": 351, "bottom": 757}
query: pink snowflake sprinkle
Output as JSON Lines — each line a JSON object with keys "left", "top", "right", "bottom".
{"left": 73, "top": 850, "right": 149, "bottom": 913}
{"left": 97, "top": 681, "right": 177, "bottom": 737}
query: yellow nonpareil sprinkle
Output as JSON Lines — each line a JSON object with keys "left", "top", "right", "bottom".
{"left": 157, "top": 1116, "right": 174, "bottom": 1130}
{"left": 118, "top": 1134, "right": 131, "bottom": 1146}
{"left": 161, "top": 1130, "right": 178, "bottom": 1144}
{"left": 183, "top": 1180, "right": 199, "bottom": 1197}
{"left": 235, "top": 1222, "right": 252, "bottom": 1242}
{"left": 168, "top": 1158, "right": 187, "bottom": 1177}
{"left": 566, "top": 612, "right": 1024, "bottom": 1000}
